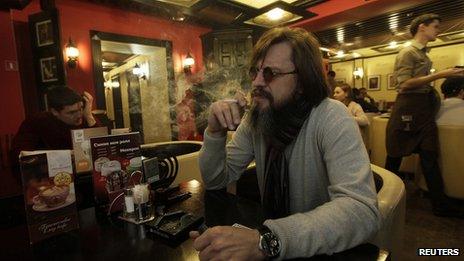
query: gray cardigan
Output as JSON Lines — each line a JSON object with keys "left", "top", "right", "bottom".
{"left": 199, "top": 98, "right": 380, "bottom": 259}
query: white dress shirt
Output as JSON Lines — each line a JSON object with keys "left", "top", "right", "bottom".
{"left": 436, "top": 97, "right": 464, "bottom": 126}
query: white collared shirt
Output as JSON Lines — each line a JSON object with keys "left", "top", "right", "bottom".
{"left": 436, "top": 97, "right": 464, "bottom": 126}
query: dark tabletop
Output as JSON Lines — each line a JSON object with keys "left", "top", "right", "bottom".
{"left": 0, "top": 179, "right": 383, "bottom": 261}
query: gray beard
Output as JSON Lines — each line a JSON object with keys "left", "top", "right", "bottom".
{"left": 246, "top": 91, "right": 296, "bottom": 138}
{"left": 246, "top": 103, "right": 274, "bottom": 138}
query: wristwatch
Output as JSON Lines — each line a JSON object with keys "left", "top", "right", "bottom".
{"left": 257, "top": 225, "right": 281, "bottom": 258}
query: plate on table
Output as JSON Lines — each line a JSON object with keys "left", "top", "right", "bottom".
{"left": 32, "top": 193, "right": 76, "bottom": 212}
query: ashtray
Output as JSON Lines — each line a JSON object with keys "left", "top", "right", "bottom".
{"left": 145, "top": 210, "right": 204, "bottom": 242}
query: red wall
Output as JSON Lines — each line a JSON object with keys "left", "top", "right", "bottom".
{"left": 8, "top": 0, "right": 210, "bottom": 122}
{"left": 57, "top": 0, "right": 210, "bottom": 96}
{"left": 0, "top": 11, "right": 25, "bottom": 134}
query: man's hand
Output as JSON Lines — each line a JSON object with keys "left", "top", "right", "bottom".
{"left": 189, "top": 226, "right": 266, "bottom": 261}
{"left": 206, "top": 91, "right": 247, "bottom": 138}
{"left": 82, "top": 91, "right": 96, "bottom": 126}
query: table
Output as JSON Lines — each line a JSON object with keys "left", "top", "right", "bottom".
{"left": 0, "top": 179, "right": 385, "bottom": 260}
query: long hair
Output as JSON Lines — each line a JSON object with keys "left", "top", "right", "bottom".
{"left": 250, "top": 27, "right": 329, "bottom": 108}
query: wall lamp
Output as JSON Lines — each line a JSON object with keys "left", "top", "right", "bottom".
{"left": 353, "top": 67, "right": 364, "bottom": 80}
{"left": 133, "top": 63, "right": 147, "bottom": 79}
{"left": 65, "top": 38, "right": 79, "bottom": 68}
{"left": 183, "top": 53, "right": 195, "bottom": 74}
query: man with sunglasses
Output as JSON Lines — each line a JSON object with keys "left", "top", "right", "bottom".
{"left": 190, "top": 27, "right": 379, "bottom": 260}
{"left": 11, "top": 87, "right": 98, "bottom": 178}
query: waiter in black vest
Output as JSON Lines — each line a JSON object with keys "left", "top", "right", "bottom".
{"left": 386, "top": 14, "right": 464, "bottom": 218}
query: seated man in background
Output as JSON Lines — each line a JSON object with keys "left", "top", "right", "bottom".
{"left": 359, "top": 87, "right": 377, "bottom": 107}
{"left": 190, "top": 27, "right": 379, "bottom": 260}
{"left": 352, "top": 88, "right": 379, "bottom": 113}
{"left": 436, "top": 77, "right": 464, "bottom": 125}
{"left": 12, "top": 86, "right": 98, "bottom": 159}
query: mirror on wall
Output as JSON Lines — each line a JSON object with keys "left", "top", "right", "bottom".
{"left": 91, "top": 32, "right": 176, "bottom": 143}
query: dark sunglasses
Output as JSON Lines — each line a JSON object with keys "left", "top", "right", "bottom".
{"left": 249, "top": 66, "right": 297, "bottom": 83}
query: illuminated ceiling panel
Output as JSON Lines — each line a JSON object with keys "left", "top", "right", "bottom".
{"left": 156, "top": 0, "right": 200, "bottom": 8}
{"left": 231, "top": 0, "right": 298, "bottom": 9}
{"left": 245, "top": 8, "right": 302, "bottom": 28}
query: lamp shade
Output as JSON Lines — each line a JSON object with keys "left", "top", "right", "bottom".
{"left": 65, "top": 38, "right": 79, "bottom": 68}
{"left": 184, "top": 53, "right": 194, "bottom": 67}
{"left": 65, "top": 38, "right": 79, "bottom": 59}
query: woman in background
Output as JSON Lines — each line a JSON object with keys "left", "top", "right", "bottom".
{"left": 333, "top": 83, "right": 369, "bottom": 126}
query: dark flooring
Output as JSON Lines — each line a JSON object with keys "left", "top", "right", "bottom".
{"left": 400, "top": 176, "right": 464, "bottom": 260}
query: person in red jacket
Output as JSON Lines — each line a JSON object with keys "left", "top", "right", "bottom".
{"left": 11, "top": 87, "right": 98, "bottom": 169}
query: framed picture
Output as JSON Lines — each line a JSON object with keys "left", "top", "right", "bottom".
{"left": 40, "top": 56, "right": 58, "bottom": 83}
{"left": 29, "top": 8, "right": 66, "bottom": 90}
{"left": 387, "top": 74, "right": 396, "bottom": 90}
{"left": 35, "top": 19, "right": 54, "bottom": 47}
{"left": 368, "top": 75, "right": 381, "bottom": 91}
{"left": 29, "top": 9, "right": 61, "bottom": 49}
{"left": 335, "top": 78, "right": 346, "bottom": 85}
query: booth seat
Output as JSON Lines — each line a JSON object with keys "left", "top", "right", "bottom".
{"left": 369, "top": 164, "right": 406, "bottom": 261}
{"left": 360, "top": 112, "right": 380, "bottom": 154}
{"left": 140, "top": 141, "right": 203, "bottom": 186}
{"left": 370, "top": 116, "right": 418, "bottom": 173}
{"left": 415, "top": 125, "right": 464, "bottom": 199}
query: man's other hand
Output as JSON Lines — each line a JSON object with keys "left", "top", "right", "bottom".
{"left": 190, "top": 226, "right": 265, "bottom": 261}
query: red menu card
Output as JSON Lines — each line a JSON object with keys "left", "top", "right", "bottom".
{"left": 90, "top": 132, "right": 141, "bottom": 212}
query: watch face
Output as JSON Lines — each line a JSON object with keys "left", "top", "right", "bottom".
{"left": 261, "top": 232, "right": 280, "bottom": 257}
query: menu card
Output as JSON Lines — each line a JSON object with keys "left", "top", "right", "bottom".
{"left": 71, "top": 127, "right": 108, "bottom": 174}
{"left": 90, "top": 132, "right": 142, "bottom": 210}
{"left": 19, "top": 150, "right": 79, "bottom": 244}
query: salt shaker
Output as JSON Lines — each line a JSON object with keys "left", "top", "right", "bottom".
{"left": 124, "top": 187, "right": 135, "bottom": 218}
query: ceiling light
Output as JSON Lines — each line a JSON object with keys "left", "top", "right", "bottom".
{"left": 335, "top": 50, "right": 345, "bottom": 58}
{"left": 320, "top": 47, "right": 331, "bottom": 52}
{"left": 245, "top": 8, "right": 301, "bottom": 28}
{"left": 156, "top": 0, "right": 200, "bottom": 8}
{"left": 266, "top": 8, "right": 285, "bottom": 21}
{"left": 388, "top": 14, "right": 399, "bottom": 31}
{"left": 336, "top": 28, "right": 344, "bottom": 43}
{"left": 231, "top": 0, "right": 298, "bottom": 9}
